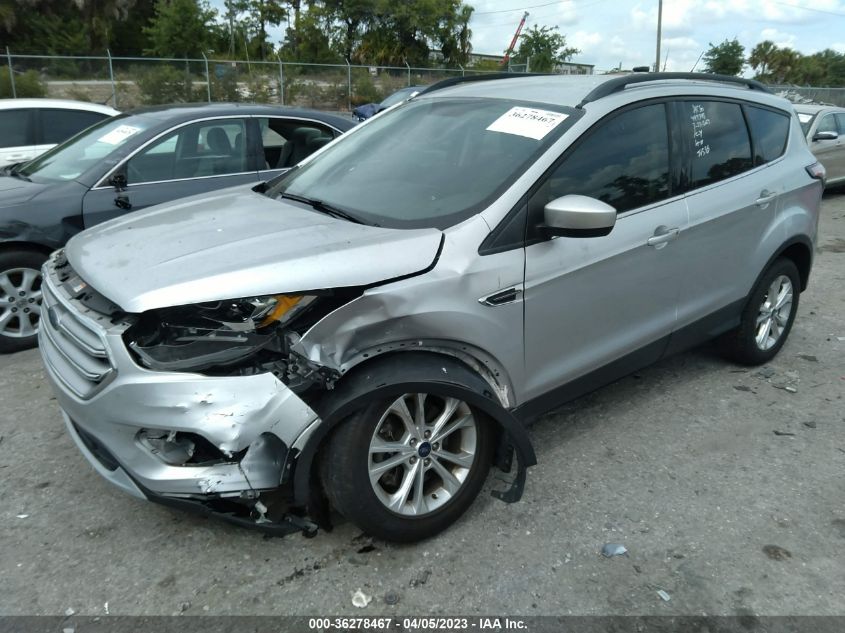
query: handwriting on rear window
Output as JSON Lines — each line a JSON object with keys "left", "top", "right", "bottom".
{"left": 690, "top": 104, "right": 711, "bottom": 158}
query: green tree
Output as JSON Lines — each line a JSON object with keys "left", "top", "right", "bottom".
{"left": 511, "top": 25, "right": 579, "bottom": 72}
{"left": 322, "top": 0, "right": 377, "bottom": 61}
{"left": 71, "top": 0, "right": 135, "bottom": 52}
{"left": 436, "top": 3, "right": 473, "bottom": 66}
{"left": 702, "top": 38, "right": 744, "bottom": 76}
{"left": 279, "top": 5, "right": 341, "bottom": 63}
{"left": 144, "top": 0, "right": 219, "bottom": 57}
{"left": 241, "top": 0, "right": 287, "bottom": 60}
{"left": 748, "top": 40, "right": 777, "bottom": 79}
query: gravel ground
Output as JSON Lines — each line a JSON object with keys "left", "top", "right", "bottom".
{"left": 1, "top": 191, "right": 843, "bottom": 618}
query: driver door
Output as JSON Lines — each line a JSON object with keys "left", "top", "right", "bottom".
{"left": 81, "top": 117, "right": 258, "bottom": 228}
{"left": 521, "top": 102, "right": 688, "bottom": 403}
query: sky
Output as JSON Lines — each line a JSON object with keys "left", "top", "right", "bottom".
{"left": 211, "top": 0, "right": 845, "bottom": 73}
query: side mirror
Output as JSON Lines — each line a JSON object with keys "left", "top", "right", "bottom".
{"left": 540, "top": 195, "right": 616, "bottom": 238}
{"left": 110, "top": 173, "right": 127, "bottom": 190}
{"left": 813, "top": 130, "right": 838, "bottom": 142}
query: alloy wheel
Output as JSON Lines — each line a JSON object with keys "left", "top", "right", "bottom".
{"left": 0, "top": 267, "right": 43, "bottom": 339}
{"left": 368, "top": 393, "right": 478, "bottom": 517}
{"left": 755, "top": 274, "right": 793, "bottom": 351}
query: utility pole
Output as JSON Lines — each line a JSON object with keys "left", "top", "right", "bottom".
{"left": 226, "top": 0, "right": 236, "bottom": 57}
{"left": 655, "top": 0, "right": 663, "bottom": 72}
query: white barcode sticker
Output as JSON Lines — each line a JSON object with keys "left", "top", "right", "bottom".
{"left": 97, "top": 125, "right": 142, "bottom": 145}
{"left": 486, "top": 107, "right": 569, "bottom": 140}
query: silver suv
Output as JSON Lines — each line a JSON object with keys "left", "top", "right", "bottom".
{"left": 38, "top": 73, "right": 824, "bottom": 542}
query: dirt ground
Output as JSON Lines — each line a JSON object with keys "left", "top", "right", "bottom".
{"left": 1, "top": 191, "right": 843, "bottom": 618}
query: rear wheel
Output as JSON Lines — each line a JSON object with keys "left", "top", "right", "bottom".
{"left": 721, "top": 258, "right": 800, "bottom": 365}
{"left": 322, "top": 392, "right": 494, "bottom": 542}
{"left": 0, "top": 250, "right": 47, "bottom": 354}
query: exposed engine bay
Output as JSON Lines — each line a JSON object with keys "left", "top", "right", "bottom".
{"left": 122, "top": 290, "right": 361, "bottom": 392}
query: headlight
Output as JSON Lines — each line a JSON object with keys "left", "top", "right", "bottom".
{"left": 125, "top": 294, "right": 318, "bottom": 372}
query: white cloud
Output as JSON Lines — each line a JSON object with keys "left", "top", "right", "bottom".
{"left": 569, "top": 31, "right": 603, "bottom": 53}
{"left": 759, "top": 28, "right": 798, "bottom": 49}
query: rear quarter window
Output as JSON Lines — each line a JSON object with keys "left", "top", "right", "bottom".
{"left": 744, "top": 105, "right": 790, "bottom": 165}
{"left": 40, "top": 109, "right": 110, "bottom": 145}
{"left": 682, "top": 101, "right": 752, "bottom": 189}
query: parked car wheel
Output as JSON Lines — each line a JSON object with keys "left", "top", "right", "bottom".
{"left": 722, "top": 258, "right": 800, "bottom": 365}
{"left": 0, "top": 250, "right": 47, "bottom": 353}
{"left": 322, "top": 392, "right": 494, "bottom": 542}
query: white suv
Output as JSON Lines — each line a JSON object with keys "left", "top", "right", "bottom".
{"left": 0, "top": 98, "right": 118, "bottom": 167}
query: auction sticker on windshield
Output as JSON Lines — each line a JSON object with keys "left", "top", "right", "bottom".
{"left": 486, "top": 106, "right": 569, "bottom": 140}
{"left": 98, "top": 125, "right": 143, "bottom": 145}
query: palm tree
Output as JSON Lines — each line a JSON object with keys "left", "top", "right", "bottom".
{"left": 748, "top": 40, "right": 777, "bottom": 79}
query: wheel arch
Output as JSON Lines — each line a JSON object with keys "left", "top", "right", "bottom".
{"left": 775, "top": 237, "right": 813, "bottom": 291}
{"left": 291, "top": 350, "right": 536, "bottom": 513}
{"left": 0, "top": 240, "right": 55, "bottom": 258}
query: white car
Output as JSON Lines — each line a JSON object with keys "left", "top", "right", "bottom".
{"left": 0, "top": 99, "right": 119, "bottom": 167}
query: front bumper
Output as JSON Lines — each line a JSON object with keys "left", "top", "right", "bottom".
{"left": 38, "top": 254, "right": 321, "bottom": 503}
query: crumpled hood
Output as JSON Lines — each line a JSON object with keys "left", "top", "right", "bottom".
{"left": 66, "top": 187, "right": 443, "bottom": 313}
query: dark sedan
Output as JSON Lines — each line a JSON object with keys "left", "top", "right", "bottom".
{"left": 0, "top": 103, "right": 355, "bottom": 352}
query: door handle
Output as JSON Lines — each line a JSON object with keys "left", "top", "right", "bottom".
{"left": 479, "top": 287, "right": 522, "bottom": 307}
{"left": 646, "top": 226, "right": 680, "bottom": 248}
{"left": 755, "top": 190, "right": 777, "bottom": 207}
{"left": 114, "top": 194, "right": 132, "bottom": 210}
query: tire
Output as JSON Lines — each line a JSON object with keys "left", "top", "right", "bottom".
{"left": 0, "top": 249, "right": 48, "bottom": 354}
{"left": 721, "top": 258, "right": 800, "bottom": 365}
{"left": 321, "top": 392, "right": 494, "bottom": 542}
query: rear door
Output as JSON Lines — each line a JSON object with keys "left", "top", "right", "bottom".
{"left": 673, "top": 99, "right": 785, "bottom": 334}
{"left": 81, "top": 117, "right": 258, "bottom": 228}
{"left": 521, "top": 102, "right": 688, "bottom": 402}
{"left": 34, "top": 108, "right": 111, "bottom": 158}
{"left": 0, "top": 109, "right": 35, "bottom": 166}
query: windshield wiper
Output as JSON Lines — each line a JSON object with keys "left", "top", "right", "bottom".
{"left": 4, "top": 163, "right": 31, "bottom": 181}
{"left": 280, "top": 192, "right": 364, "bottom": 225}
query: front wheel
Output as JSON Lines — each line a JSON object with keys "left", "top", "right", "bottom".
{"left": 721, "top": 258, "right": 800, "bottom": 365}
{"left": 322, "top": 393, "right": 494, "bottom": 542}
{"left": 0, "top": 249, "right": 47, "bottom": 354}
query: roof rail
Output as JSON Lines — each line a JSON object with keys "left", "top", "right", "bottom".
{"left": 577, "top": 72, "right": 771, "bottom": 107}
{"left": 418, "top": 72, "right": 551, "bottom": 96}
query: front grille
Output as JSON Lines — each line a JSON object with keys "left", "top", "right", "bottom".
{"left": 39, "top": 263, "right": 115, "bottom": 399}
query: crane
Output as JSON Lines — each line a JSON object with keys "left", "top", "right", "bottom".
{"left": 501, "top": 11, "right": 529, "bottom": 67}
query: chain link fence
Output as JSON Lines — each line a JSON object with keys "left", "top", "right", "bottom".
{"left": 1, "top": 50, "right": 516, "bottom": 112}
{"left": 6, "top": 51, "right": 844, "bottom": 110}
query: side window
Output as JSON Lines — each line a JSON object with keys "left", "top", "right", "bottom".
{"left": 816, "top": 114, "right": 837, "bottom": 134}
{"left": 0, "top": 109, "right": 32, "bottom": 149}
{"left": 40, "top": 109, "right": 109, "bottom": 145}
{"left": 835, "top": 113, "right": 845, "bottom": 135}
{"left": 258, "top": 117, "right": 335, "bottom": 169}
{"left": 126, "top": 118, "right": 248, "bottom": 184}
{"left": 529, "top": 103, "right": 670, "bottom": 222}
{"left": 744, "top": 105, "right": 790, "bottom": 165}
{"left": 683, "top": 101, "right": 752, "bottom": 188}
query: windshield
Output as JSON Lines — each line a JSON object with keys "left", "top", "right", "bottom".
{"left": 267, "top": 97, "right": 577, "bottom": 229}
{"left": 20, "top": 115, "right": 151, "bottom": 183}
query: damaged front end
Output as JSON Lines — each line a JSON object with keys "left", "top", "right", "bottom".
{"left": 123, "top": 291, "right": 351, "bottom": 391}
{"left": 40, "top": 250, "right": 533, "bottom": 539}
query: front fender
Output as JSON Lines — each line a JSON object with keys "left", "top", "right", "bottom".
{"left": 292, "top": 352, "right": 536, "bottom": 510}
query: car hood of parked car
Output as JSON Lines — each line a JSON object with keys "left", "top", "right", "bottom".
{"left": 0, "top": 175, "right": 50, "bottom": 207}
{"left": 65, "top": 186, "right": 443, "bottom": 313}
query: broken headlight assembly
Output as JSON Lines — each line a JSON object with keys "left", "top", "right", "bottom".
{"left": 124, "top": 294, "right": 317, "bottom": 372}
